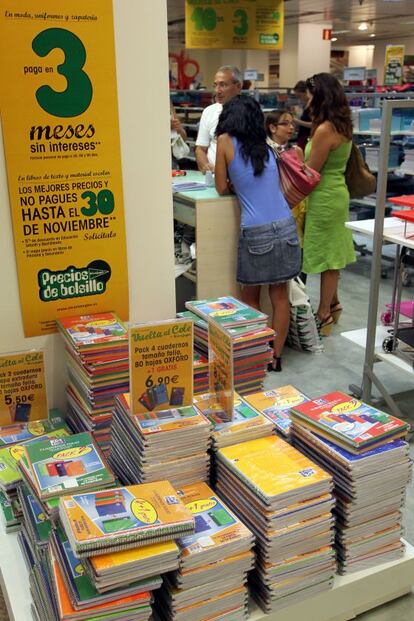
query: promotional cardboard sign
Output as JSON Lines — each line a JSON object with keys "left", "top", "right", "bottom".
{"left": 0, "top": 350, "right": 48, "bottom": 425}
{"left": 185, "top": 0, "right": 284, "bottom": 50}
{"left": 384, "top": 44, "right": 405, "bottom": 86}
{"left": 0, "top": 0, "right": 128, "bottom": 336}
{"left": 129, "top": 319, "right": 194, "bottom": 415}
{"left": 208, "top": 319, "right": 234, "bottom": 422}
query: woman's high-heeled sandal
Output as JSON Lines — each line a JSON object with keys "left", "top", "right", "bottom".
{"left": 316, "top": 315, "right": 335, "bottom": 337}
{"left": 330, "top": 302, "right": 343, "bottom": 324}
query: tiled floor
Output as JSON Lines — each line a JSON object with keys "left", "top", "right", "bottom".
{"left": 1, "top": 250, "right": 414, "bottom": 620}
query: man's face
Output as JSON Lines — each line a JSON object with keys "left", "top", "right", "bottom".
{"left": 213, "top": 71, "right": 241, "bottom": 105}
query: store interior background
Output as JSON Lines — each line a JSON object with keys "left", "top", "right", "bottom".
{"left": 168, "top": 0, "right": 414, "bottom": 87}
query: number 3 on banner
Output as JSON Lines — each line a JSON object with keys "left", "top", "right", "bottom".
{"left": 32, "top": 27, "right": 93, "bottom": 118}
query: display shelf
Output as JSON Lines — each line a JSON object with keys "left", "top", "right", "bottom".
{"left": 346, "top": 217, "right": 414, "bottom": 249}
{"left": 1, "top": 519, "right": 413, "bottom": 621}
{"left": 341, "top": 326, "right": 414, "bottom": 376}
{"left": 353, "top": 130, "right": 414, "bottom": 136}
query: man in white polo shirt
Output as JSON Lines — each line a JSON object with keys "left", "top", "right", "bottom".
{"left": 195, "top": 65, "right": 242, "bottom": 173}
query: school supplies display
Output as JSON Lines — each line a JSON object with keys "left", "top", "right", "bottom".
{"left": 85, "top": 540, "right": 180, "bottom": 593}
{"left": 59, "top": 481, "right": 195, "bottom": 557}
{"left": 291, "top": 422, "right": 411, "bottom": 573}
{"left": 243, "top": 385, "right": 310, "bottom": 437}
{"left": 0, "top": 410, "right": 68, "bottom": 447}
{"left": 178, "top": 304, "right": 274, "bottom": 396}
{"left": 193, "top": 392, "right": 274, "bottom": 449}
{"left": 19, "top": 432, "right": 115, "bottom": 501}
{"left": 57, "top": 312, "right": 129, "bottom": 455}
{"left": 109, "top": 393, "right": 211, "bottom": 488}
{"left": 185, "top": 296, "right": 268, "bottom": 328}
{"left": 215, "top": 436, "right": 335, "bottom": 613}
{"left": 290, "top": 392, "right": 410, "bottom": 452}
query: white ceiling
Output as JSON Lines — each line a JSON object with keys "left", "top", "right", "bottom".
{"left": 167, "top": 0, "right": 414, "bottom": 46}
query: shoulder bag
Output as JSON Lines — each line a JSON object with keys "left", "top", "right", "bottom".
{"left": 271, "top": 146, "right": 321, "bottom": 208}
{"left": 345, "top": 143, "right": 377, "bottom": 199}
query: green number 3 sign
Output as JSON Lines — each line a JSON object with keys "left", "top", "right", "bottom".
{"left": 32, "top": 27, "right": 92, "bottom": 118}
{"left": 233, "top": 9, "right": 248, "bottom": 36}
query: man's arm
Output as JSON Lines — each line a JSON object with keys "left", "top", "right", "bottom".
{"left": 195, "top": 146, "right": 214, "bottom": 173}
{"left": 195, "top": 107, "right": 215, "bottom": 173}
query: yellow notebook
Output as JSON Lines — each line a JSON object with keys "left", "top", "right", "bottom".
{"left": 217, "top": 436, "right": 331, "bottom": 503}
{"left": 90, "top": 539, "right": 179, "bottom": 572}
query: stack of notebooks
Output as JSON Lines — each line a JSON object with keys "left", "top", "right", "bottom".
{"left": 0, "top": 412, "right": 70, "bottom": 530}
{"left": 57, "top": 312, "right": 129, "bottom": 454}
{"left": 215, "top": 436, "right": 335, "bottom": 613}
{"left": 193, "top": 392, "right": 274, "bottom": 450}
{"left": 179, "top": 296, "right": 274, "bottom": 395}
{"left": 17, "top": 431, "right": 116, "bottom": 522}
{"left": 243, "top": 385, "right": 310, "bottom": 438}
{"left": 27, "top": 481, "right": 193, "bottom": 621}
{"left": 109, "top": 393, "right": 211, "bottom": 487}
{"left": 193, "top": 351, "right": 209, "bottom": 395}
{"left": 154, "top": 482, "right": 254, "bottom": 621}
{"left": 290, "top": 391, "right": 411, "bottom": 573}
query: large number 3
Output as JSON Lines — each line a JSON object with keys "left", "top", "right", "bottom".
{"left": 32, "top": 28, "right": 93, "bottom": 118}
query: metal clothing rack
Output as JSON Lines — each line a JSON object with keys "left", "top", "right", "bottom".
{"left": 355, "top": 99, "right": 414, "bottom": 416}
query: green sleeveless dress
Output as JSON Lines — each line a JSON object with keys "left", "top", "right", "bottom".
{"left": 303, "top": 140, "right": 356, "bottom": 274}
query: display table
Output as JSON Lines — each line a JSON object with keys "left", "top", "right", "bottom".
{"left": 1, "top": 520, "right": 413, "bottom": 621}
{"left": 173, "top": 171, "right": 240, "bottom": 299}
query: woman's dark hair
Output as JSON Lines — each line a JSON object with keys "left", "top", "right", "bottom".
{"left": 265, "top": 109, "right": 293, "bottom": 138}
{"left": 216, "top": 95, "right": 268, "bottom": 175}
{"left": 306, "top": 73, "right": 353, "bottom": 140}
{"left": 293, "top": 80, "right": 307, "bottom": 94}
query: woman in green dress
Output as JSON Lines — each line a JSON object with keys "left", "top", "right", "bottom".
{"left": 303, "top": 73, "right": 356, "bottom": 335}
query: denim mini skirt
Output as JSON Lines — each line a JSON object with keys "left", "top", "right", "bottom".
{"left": 237, "top": 216, "right": 301, "bottom": 286}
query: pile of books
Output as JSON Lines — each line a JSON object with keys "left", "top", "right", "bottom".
{"left": 179, "top": 296, "right": 274, "bottom": 395}
{"left": 0, "top": 413, "right": 70, "bottom": 531}
{"left": 290, "top": 391, "right": 411, "bottom": 573}
{"left": 193, "top": 392, "right": 274, "bottom": 450}
{"left": 193, "top": 351, "right": 209, "bottom": 394}
{"left": 17, "top": 432, "right": 116, "bottom": 524}
{"left": 57, "top": 312, "right": 129, "bottom": 454}
{"left": 215, "top": 436, "right": 335, "bottom": 613}
{"left": 154, "top": 482, "right": 254, "bottom": 621}
{"left": 243, "top": 385, "right": 310, "bottom": 438}
{"left": 109, "top": 393, "right": 211, "bottom": 487}
{"left": 27, "top": 481, "right": 193, "bottom": 621}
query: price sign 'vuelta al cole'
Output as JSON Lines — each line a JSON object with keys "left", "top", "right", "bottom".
{"left": 0, "top": 0, "right": 128, "bottom": 336}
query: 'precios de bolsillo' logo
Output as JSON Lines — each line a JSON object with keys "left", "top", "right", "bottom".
{"left": 38, "top": 259, "right": 111, "bottom": 301}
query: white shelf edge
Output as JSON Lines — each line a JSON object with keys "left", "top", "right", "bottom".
{"left": 1, "top": 519, "right": 414, "bottom": 621}
{"left": 354, "top": 130, "right": 414, "bottom": 136}
{"left": 341, "top": 327, "right": 414, "bottom": 376}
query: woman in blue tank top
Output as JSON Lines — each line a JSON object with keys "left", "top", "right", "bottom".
{"left": 215, "top": 95, "right": 301, "bottom": 371}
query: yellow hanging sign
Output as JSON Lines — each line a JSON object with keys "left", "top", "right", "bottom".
{"left": 384, "top": 45, "right": 405, "bottom": 86}
{"left": 0, "top": 351, "right": 48, "bottom": 425}
{"left": 185, "top": 0, "right": 284, "bottom": 50}
{"left": 129, "top": 319, "right": 194, "bottom": 416}
{"left": 0, "top": 0, "right": 128, "bottom": 337}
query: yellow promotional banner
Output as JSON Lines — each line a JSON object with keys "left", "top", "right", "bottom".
{"left": 208, "top": 319, "right": 234, "bottom": 421}
{"left": 384, "top": 45, "right": 405, "bottom": 86}
{"left": 0, "top": 351, "right": 48, "bottom": 425}
{"left": 185, "top": 0, "right": 284, "bottom": 50}
{"left": 129, "top": 320, "right": 194, "bottom": 416}
{"left": 0, "top": 0, "right": 128, "bottom": 337}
